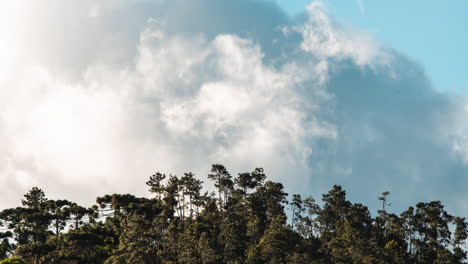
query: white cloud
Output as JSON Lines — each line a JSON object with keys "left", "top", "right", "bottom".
{"left": 295, "top": 1, "right": 391, "bottom": 70}
{"left": 451, "top": 104, "right": 468, "bottom": 163}
{"left": 0, "top": 15, "right": 336, "bottom": 208}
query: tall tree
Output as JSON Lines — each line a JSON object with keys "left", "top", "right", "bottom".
{"left": 208, "top": 164, "right": 234, "bottom": 208}
{"left": 290, "top": 194, "right": 304, "bottom": 229}
{"left": 0, "top": 165, "right": 466, "bottom": 264}
{"left": 146, "top": 172, "right": 166, "bottom": 200}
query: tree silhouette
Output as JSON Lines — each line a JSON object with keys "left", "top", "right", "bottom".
{"left": 0, "top": 165, "right": 465, "bottom": 264}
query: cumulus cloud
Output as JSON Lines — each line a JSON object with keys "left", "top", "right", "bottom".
{"left": 297, "top": 2, "right": 387, "bottom": 66}
{"left": 0, "top": 0, "right": 332, "bottom": 207}
{"left": 0, "top": 0, "right": 467, "bottom": 216}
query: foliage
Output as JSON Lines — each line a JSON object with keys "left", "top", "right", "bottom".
{"left": 0, "top": 164, "right": 466, "bottom": 264}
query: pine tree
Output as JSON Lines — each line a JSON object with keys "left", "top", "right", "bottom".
{"left": 208, "top": 164, "right": 234, "bottom": 208}
{"left": 0, "top": 165, "right": 466, "bottom": 264}
{"left": 147, "top": 172, "right": 166, "bottom": 200}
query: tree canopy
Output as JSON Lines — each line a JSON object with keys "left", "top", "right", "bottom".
{"left": 0, "top": 164, "right": 466, "bottom": 264}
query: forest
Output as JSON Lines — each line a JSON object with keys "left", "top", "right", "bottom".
{"left": 0, "top": 164, "right": 466, "bottom": 264}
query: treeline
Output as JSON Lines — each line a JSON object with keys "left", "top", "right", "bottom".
{"left": 0, "top": 164, "right": 467, "bottom": 264}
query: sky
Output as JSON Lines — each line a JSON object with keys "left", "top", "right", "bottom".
{"left": 0, "top": 0, "right": 467, "bottom": 217}
{"left": 278, "top": 0, "right": 468, "bottom": 92}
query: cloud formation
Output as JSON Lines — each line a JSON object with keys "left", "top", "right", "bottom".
{"left": 0, "top": 0, "right": 466, "bottom": 215}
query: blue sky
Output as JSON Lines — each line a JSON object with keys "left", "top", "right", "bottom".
{"left": 278, "top": 0, "right": 468, "bottom": 92}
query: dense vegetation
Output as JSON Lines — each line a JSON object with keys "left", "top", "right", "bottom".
{"left": 0, "top": 164, "right": 466, "bottom": 264}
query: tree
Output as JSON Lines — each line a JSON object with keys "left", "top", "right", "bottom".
{"left": 378, "top": 191, "right": 391, "bottom": 212}
{"left": 262, "top": 181, "right": 288, "bottom": 221}
{"left": 0, "top": 257, "right": 24, "bottom": 264}
{"left": 317, "top": 185, "right": 351, "bottom": 242}
{"left": 0, "top": 165, "right": 466, "bottom": 264}
{"left": 180, "top": 173, "right": 203, "bottom": 217}
{"left": 198, "top": 232, "right": 221, "bottom": 264}
{"left": 409, "top": 201, "right": 453, "bottom": 263}
{"left": 21, "top": 188, "right": 47, "bottom": 210}
{"left": 453, "top": 217, "right": 468, "bottom": 248}
{"left": 452, "top": 217, "right": 468, "bottom": 263}
{"left": 220, "top": 208, "right": 248, "bottom": 263}
{"left": 234, "top": 168, "right": 265, "bottom": 196}
{"left": 290, "top": 194, "right": 304, "bottom": 229}
{"left": 178, "top": 221, "right": 201, "bottom": 264}
{"left": 147, "top": 172, "right": 166, "bottom": 200}
{"left": 296, "top": 196, "right": 320, "bottom": 238}
{"left": 163, "top": 175, "right": 179, "bottom": 219}
{"left": 208, "top": 164, "right": 234, "bottom": 208}
{"left": 45, "top": 200, "right": 72, "bottom": 236}
{"left": 329, "top": 203, "right": 376, "bottom": 263}
{"left": 382, "top": 239, "right": 407, "bottom": 264}
{"left": 257, "top": 216, "right": 299, "bottom": 264}
{"left": 105, "top": 214, "right": 161, "bottom": 264}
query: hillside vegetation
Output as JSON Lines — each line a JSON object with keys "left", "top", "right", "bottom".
{"left": 0, "top": 164, "right": 466, "bottom": 263}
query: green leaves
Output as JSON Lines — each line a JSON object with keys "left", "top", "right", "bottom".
{"left": 0, "top": 257, "right": 24, "bottom": 264}
{"left": 0, "top": 165, "right": 466, "bottom": 264}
